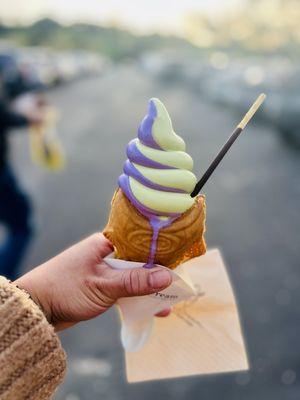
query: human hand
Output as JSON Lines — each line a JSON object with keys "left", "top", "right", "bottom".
{"left": 25, "top": 107, "right": 46, "bottom": 127}
{"left": 15, "top": 234, "right": 172, "bottom": 331}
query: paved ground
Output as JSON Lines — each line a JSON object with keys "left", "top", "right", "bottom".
{"left": 10, "top": 64, "right": 300, "bottom": 400}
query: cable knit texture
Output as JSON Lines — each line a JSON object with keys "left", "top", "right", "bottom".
{"left": 0, "top": 276, "right": 67, "bottom": 400}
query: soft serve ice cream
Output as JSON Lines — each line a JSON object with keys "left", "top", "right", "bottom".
{"left": 104, "top": 98, "right": 206, "bottom": 269}
{"left": 118, "top": 98, "right": 197, "bottom": 266}
{"left": 118, "top": 98, "right": 196, "bottom": 215}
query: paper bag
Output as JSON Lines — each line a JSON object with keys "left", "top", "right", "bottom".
{"left": 105, "top": 249, "right": 248, "bottom": 382}
{"left": 12, "top": 94, "right": 66, "bottom": 171}
{"left": 105, "top": 253, "right": 197, "bottom": 352}
{"left": 29, "top": 122, "right": 66, "bottom": 171}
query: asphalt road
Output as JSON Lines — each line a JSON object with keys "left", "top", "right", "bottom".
{"left": 10, "top": 64, "right": 300, "bottom": 400}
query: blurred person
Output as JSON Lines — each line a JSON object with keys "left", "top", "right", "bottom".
{"left": 0, "top": 233, "right": 172, "bottom": 400}
{"left": 0, "top": 77, "right": 44, "bottom": 280}
{"left": 0, "top": 54, "right": 45, "bottom": 102}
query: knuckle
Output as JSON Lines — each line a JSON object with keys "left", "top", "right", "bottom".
{"left": 84, "top": 276, "right": 115, "bottom": 308}
{"left": 83, "top": 276, "right": 96, "bottom": 291}
{"left": 122, "top": 269, "right": 145, "bottom": 296}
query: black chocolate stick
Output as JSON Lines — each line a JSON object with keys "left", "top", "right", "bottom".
{"left": 190, "top": 93, "right": 266, "bottom": 198}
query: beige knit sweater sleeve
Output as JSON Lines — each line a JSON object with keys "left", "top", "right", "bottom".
{"left": 0, "top": 276, "right": 67, "bottom": 400}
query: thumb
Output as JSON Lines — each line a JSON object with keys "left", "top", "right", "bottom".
{"left": 100, "top": 265, "right": 172, "bottom": 300}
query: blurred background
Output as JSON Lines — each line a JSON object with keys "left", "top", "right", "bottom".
{"left": 0, "top": 0, "right": 300, "bottom": 399}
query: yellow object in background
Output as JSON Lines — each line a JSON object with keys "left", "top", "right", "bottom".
{"left": 29, "top": 107, "right": 66, "bottom": 171}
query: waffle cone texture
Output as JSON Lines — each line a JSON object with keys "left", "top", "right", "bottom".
{"left": 103, "top": 188, "right": 206, "bottom": 269}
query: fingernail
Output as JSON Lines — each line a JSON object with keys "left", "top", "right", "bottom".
{"left": 148, "top": 269, "right": 172, "bottom": 289}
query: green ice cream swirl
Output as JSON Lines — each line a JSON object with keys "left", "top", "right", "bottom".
{"left": 119, "top": 98, "right": 197, "bottom": 216}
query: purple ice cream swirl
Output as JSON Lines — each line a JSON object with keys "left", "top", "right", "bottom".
{"left": 118, "top": 98, "right": 197, "bottom": 267}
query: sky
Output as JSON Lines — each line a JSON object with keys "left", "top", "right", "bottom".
{"left": 0, "top": 0, "right": 244, "bottom": 35}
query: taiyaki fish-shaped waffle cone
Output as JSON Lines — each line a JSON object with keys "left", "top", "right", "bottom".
{"left": 103, "top": 188, "right": 206, "bottom": 269}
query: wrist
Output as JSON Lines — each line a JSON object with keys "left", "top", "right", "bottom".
{"left": 14, "top": 274, "right": 53, "bottom": 323}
